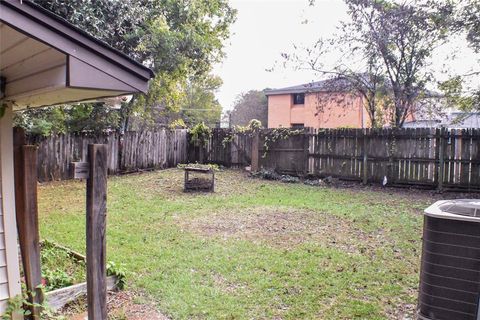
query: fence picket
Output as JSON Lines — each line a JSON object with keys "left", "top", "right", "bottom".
{"left": 27, "top": 129, "right": 188, "bottom": 182}
{"left": 25, "top": 127, "right": 480, "bottom": 191}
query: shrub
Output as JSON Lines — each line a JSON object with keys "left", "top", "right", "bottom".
{"left": 251, "top": 169, "right": 281, "bottom": 180}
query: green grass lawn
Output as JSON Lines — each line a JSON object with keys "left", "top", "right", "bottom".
{"left": 38, "top": 169, "right": 439, "bottom": 319}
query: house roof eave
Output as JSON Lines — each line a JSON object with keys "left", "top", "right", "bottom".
{"left": 1, "top": 0, "right": 155, "bottom": 82}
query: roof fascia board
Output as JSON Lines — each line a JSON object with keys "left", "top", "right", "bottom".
{"left": 265, "top": 88, "right": 350, "bottom": 96}
{"left": 3, "top": 0, "right": 153, "bottom": 79}
{"left": 265, "top": 90, "right": 314, "bottom": 96}
{"left": 0, "top": 11, "right": 148, "bottom": 93}
{"left": 68, "top": 56, "right": 138, "bottom": 92}
{"left": 1, "top": 1, "right": 153, "bottom": 84}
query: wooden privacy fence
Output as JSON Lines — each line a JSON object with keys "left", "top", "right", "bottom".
{"left": 26, "top": 126, "right": 480, "bottom": 190}
{"left": 121, "top": 130, "right": 188, "bottom": 172}
{"left": 187, "top": 128, "right": 253, "bottom": 168}
{"left": 26, "top": 129, "right": 188, "bottom": 182}
{"left": 257, "top": 128, "right": 480, "bottom": 191}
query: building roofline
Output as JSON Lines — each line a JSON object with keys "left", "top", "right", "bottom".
{"left": 1, "top": 0, "right": 155, "bottom": 80}
{"left": 264, "top": 83, "right": 326, "bottom": 96}
{"left": 264, "top": 78, "right": 358, "bottom": 96}
{"left": 265, "top": 89, "right": 312, "bottom": 96}
{"left": 265, "top": 78, "right": 443, "bottom": 98}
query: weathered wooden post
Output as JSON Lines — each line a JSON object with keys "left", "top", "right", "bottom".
{"left": 362, "top": 129, "right": 368, "bottom": 185}
{"left": 303, "top": 128, "right": 311, "bottom": 176}
{"left": 251, "top": 131, "right": 260, "bottom": 172}
{"left": 87, "top": 144, "right": 108, "bottom": 320}
{"left": 198, "top": 141, "right": 205, "bottom": 164}
{"left": 437, "top": 127, "right": 446, "bottom": 192}
{"left": 73, "top": 144, "right": 108, "bottom": 320}
{"left": 13, "top": 128, "right": 43, "bottom": 320}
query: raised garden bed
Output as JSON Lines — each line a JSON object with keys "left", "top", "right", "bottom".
{"left": 41, "top": 240, "right": 86, "bottom": 292}
{"left": 38, "top": 240, "right": 120, "bottom": 311}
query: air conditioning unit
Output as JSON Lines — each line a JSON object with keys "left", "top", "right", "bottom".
{"left": 418, "top": 200, "right": 480, "bottom": 320}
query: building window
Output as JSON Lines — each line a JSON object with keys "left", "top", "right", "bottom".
{"left": 291, "top": 123, "right": 304, "bottom": 129}
{"left": 292, "top": 93, "right": 305, "bottom": 105}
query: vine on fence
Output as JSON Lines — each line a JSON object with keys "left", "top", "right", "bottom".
{"left": 221, "top": 119, "right": 263, "bottom": 147}
{"left": 190, "top": 122, "right": 212, "bottom": 145}
{"left": 168, "top": 118, "right": 187, "bottom": 129}
{"left": 262, "top": 127, "right": 304, "bottom": 158}
{"left": 220, "top": 122, "right": 304, "bottom": 159}
{"left": 387, "top": 133, "right": 397, "bottom": 159}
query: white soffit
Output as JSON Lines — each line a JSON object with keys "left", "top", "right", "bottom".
{"left": 0, "top": 23, "right": 134, "bottom": 109}
{"left": 0, "top": 0, "right": 153, "bottom": 110}
{"left": 0, "top": 23, "right": 67, "bottom": 103}
{"left": 9, "top": 88, "right": 129, "bottom": 111}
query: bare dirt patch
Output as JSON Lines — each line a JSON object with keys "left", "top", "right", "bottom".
{"left": 107, "top": 290, "right": 169, "bottom": 320}
{"left": 177, "top": 206, "right": 387, "bottom": 254}
{"left": 65, "top": 290, "right": 169, "bottom": 320}
{"left": 212, "top": 272, "right": 246, "bottom": 294}
{"left": 391, "top": 302, "right": 416, "bottom": 320}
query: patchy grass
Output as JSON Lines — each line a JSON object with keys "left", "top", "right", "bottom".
{"left": 38, "top": 168, "right": 460, "bottom": 319}
{"left": 177, "top": 206, "right": 390, "bottom": 255}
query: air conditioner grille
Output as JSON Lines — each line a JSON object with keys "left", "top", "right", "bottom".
{"left": 419, "top": 216, "right": 480, "bottom": 320}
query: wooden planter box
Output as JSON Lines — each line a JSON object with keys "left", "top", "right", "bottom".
{"left": 40, "top": 241, "right": 120, "bottom": 311}
{"left": 46, "top": 276, "right": 118, "bottom": 311}
{"left": 184, "top": 167, "right": 215, "bottom": 192}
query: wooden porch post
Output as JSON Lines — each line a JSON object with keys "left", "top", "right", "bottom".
{"left": 13, "top": 128, "right": 43, "bottom": 319}
{"left": 86, "top": 144, "right": 108, "bottom": 320}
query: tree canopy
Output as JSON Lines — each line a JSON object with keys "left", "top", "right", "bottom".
{"left": 179, "top": 76, "right": 223, "bottom": 127}
{"left": 438, "top": 0, "right": 480, "bottom": 112}
{"left": 34, "top": 0, "right": 236, "bottom": 75}
{"left": 13, "top": 103, "right": 121, "bottom": 136}
{"left": 344, "top": 0, "right": 450, "bottom": 127}
{"left": 285, "top": 0, "right": 455, "bottom": 128}
{"left": 230, "top": 90, "right": 268, "bottom": 127}
{"left": 455, "top": 0, "right": 480, "bottom": 53}
{"left": 143, "top": 75, "right": 224, "bottom": 129}
{"left": 20, "top": 0, "right": 237, "bottom": 134}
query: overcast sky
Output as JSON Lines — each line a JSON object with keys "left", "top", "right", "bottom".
{"left": 213, "top": 0, "right": 348, "bottom": 111}
{"left": 213, "top": 0, "right": 479, "bottom": 112}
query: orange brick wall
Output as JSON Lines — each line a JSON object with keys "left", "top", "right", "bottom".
{"left": 267, "top": 94, "right": 292, "bottom": 127}
{"left": 268, "top": 92, "right": 367, "bottom": 129}
{"left": 290, "top": 106, "right": 304, "bottom": 124}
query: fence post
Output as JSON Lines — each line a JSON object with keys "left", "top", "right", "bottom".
{"left": 199, "top": 141, "right": 205, "bottom": 164}
{"left": 362, "top": 129, "right": 368, "bottom": 185}
{"left": 118, "top": 132, "right": 124, "bottom": 172}
{"left": 86, "top": 144, "right": 108, "bottom": 320}
{"left": 437, "top": 127, "right": 446, "bottom": 192}
{"left": 251, "top": 131, "right": 260, "bottom": 172}
{"left": 303, "top": 129, "right": 310, "bottom": 176}
{"left": 387, "top": 129, "right": 395, "bottom": 184}
{"left": 13, "top": 129, "right": 43, "bottom": 320}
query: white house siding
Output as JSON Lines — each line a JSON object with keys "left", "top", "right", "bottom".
{"left": 0, "top": 106, "right": 22, "bottom": 316}
{"left": 0, "top": 165, "right": 9, "bottom": 312}
{"left": 0, "top": 172, "right": 10, "bottom": 313}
